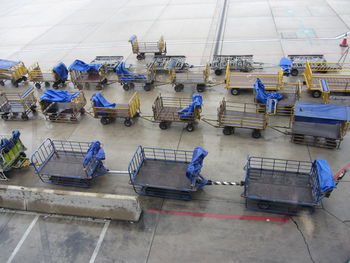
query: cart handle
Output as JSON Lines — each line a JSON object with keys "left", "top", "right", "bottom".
{"left": 333, "top": 162, "right": 350, "bottom": 182}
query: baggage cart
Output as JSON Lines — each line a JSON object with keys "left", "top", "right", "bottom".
{"left": 321, "top": 79, "right": 350, "bottom": 106}
{"left": 129, "top": 35, "right": 167, "bottom": 60}
{"left": 210, "top": 55, "right": 263, "bottom": 76}
{"left": 149, "top": 55, "right": 191, "bottom": 72}
{"left": 90, "top": 56, "right": 123, "bottom": 72}
{"left": 0, "top": 59, "right": 28, "bottom": 87}
{"left": 27, "top": 62, "right": 68, "bottom": 89}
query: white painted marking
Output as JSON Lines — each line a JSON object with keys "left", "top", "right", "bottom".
{"left": 6, "top": 215, "right": 39, "bottom": 263}
{"left": 89, "top": 221, "right": 110, "bottom": 263}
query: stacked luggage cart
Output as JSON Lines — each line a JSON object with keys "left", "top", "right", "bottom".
{"left": 129, "top": 35, "right": 167, "bottom": 60}
{"left": 149, "top": 55, "right": 191, "bottom": 72}
{"left": 210, "top": 55, "right": 263, "bottom": 76}
{"left": 0, "top": 59, "right": 28, "bottom": 87}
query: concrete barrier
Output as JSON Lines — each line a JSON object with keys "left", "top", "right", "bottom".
{"left": 0, "top": 185, "right": 142, "bottom": 221}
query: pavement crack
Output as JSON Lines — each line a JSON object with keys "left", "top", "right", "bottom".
{"left": 323, "top": 208, "right": 350, "bottom": 227}
{"left": 291, "top": 217, "right": 315, "bottom": 263}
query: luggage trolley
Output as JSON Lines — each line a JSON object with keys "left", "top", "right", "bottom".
{"left": 0, "top": 59, "right": 28, "bottom": 87}
{"left": 27, "top": 62, "right": 68, "bottom": 89}
{"left": 283, "top": 54, "right": 327, "bottom": 76}
{"left": 90, "top": 56, "right": 124, "bottom": 72}
{"left": 169, "top": 63, "right": 209, "bottom": 92}
{"left": 129, "top": 35, "right": 167, "bottom": 60}
{"left": 0, "top": 130, "right": 29, "bottom": 180}
{"left": 0, "top": 87, "right": 37, "bottom": 120}
{"left": 39, "top": 89, "right": 86, "bottom": 122}
{"left": 91, "top": 91, "right": 140, "bottom": 126}
{"left": 151, "top": 94, "right": 202, "bottom": 132}
{"left": 31, "top": 139, "right": 108, "bottom": 187}
{"left": 210, "top": 55, "right": 263, "bottom": 76}
{"left": 149, "top": 55, "right": 191, "bottom": 72}
{"left": 321, "top": 79, "right": 350, "bottom": 106}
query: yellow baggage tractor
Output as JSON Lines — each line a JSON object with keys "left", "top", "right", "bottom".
{"left": 27, "top": 62, "right": 68, "bottom": 89}
{"left": 129, "top": 35, "right": 167, "bottom": 60}
{"left": 0, "top": 59, "right": 28, "bottom": 87}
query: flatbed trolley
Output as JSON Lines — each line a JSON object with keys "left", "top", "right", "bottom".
{"left": 40, "top": 89, "right": 86, "bottom": 122}
{"left": 285, "top": 54, "right": 327, "bottom": 76}
{"left": 90, "top": 56, "right": 124, "bottom": 72}
{"left": 91, "top": 92, "right": 140, "bottom": 126}
{"left": 225, "top": 63, "right": 284, "bottom": 96}
{"left": 169, "top": 63, "right": 209, "bottom": 92}
{"left": 31, "top": 139, "right": 108, "bottom": 187}
{"left": 210, "top": 55, "right": 263, "bottom": 76}
{"left": 149, "top": 55, "right": 191, "bottom": 72}
{"left": 0, "top": 131, "right": 29, "bottom": 180}
{"left": 321, "top": 79, "right": 350, "bottom": 106}
{"left": 242, "top": 157, "right": 344, "bottom": 215}
{"left": 27, "top": 62, "right": 68, "bottom": 89}
{"left": 0, "top": 87, "right": 37, "bottom": 120}
{"left": 128, "top": 146, "right": 208, "bottom": 200}
{"left": 129, "top": 35, "right": 167, "bottom": 60}
{"left": 216, "top": 99, "right": 267, "bottom": 138}
{"left": 152, "top": 94, "right": 202, "bottom": 132}
{"left": 304, "top": 61, "right": 350, "bottom": 98}
{"left": 291, "top": 101, "right": 350, "bottom": 149}
{"left": 0, "top": 59, "right": 28, "bottom": 87}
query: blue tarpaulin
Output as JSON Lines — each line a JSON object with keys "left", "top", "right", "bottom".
{"left": 91, "top": 92, "right": 116, "bottom": 108}
{"left": 294, "top": 102, "right": 350, "bottom": 123}
{"left": 0, "top": 59, "right": 19, "bottom": 69}
{"left": 314, "top": 159, "right": 336, "bottom": 193}
{"left": 178, "top": 94, "right": 203, "bottom": 120}
{"left": 186, "top": 147, "right": 208, "bottom": 189}
{"left": 320, "top": 79, "right": 329, "bottom": 92}
{"left": 53, "top": 62, "right": 68, "bottom": 81}
{"left": 83, "top": 141, "right": 106, "bottom": 167}
{"left": 115, "top": 62, "right": 146, "bottom": 82}
{"left": 40, "top": 89, "right": 80, "bottom": 102}
{"left": 0, "top": 130, "right": 20, "bottom": 153}
{"left": 279, "top": 57, "right": 292, "bottom": 74}
{"left": 68, "top": 60, "right": 101, "bottom": 72}
{"left": 254, "top": 78, "right": 283, "bottom": 104}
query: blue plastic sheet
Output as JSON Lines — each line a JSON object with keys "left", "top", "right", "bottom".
{"left": 53, "top": 62, "right": 68, "bottom": 81}
{"left": 314, "top": 159, "right": 336, "bottom": 193}
{"left": 40, "top": 89, "right": 80, "bottom": 102}
{"left": 115, "top": 62, "right": 146, "bottom": 82}
{"left": 68, "top": 60, "right": 101, "bottom": 72}
{"left": 0, "top": 59, "right": 19, "bottom": 69}
{"left": 129, "top": 35, "right": 137, "bottom": 42}
{"left": 254, "top": 78, "right": 283, "bottom": 104}
{"left": 279, "top": 57, "right": 292, "bottom": 74}
{"left": 83, "top": 141, "right": 106, "bottom": 167}
{"left": 186, "top": 147, "right": 208, "bottom": 189}
{"left": 178, "top": 94, "right": 203, "bottom": 120}
{"left": 0, "top": 130, "right": 20, "bottom": 153}
{"left": 320, "top": 79, "right": 329, "bottom": 92}
{"left": 91, "top": 92, "right": 116, "bottom": 108}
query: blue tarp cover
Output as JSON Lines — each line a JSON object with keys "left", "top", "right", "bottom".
{"left": 0, "top": 130, "right": 20, "bottom": 153}
{"left": 294, "top": 101, "right": 350, "bottom": 122}
{"left": 254, "top": 78, "right": 283, "bottom": 104}
{"left": 0, "top": 59, "right": 19, "bottom": 69}
{"left": 279, "top": 57, "right": 292, "bottom": 74}
{"left": 91, "top": 92, "right": 116, "bottom": 108}
{"left": 40, "top": 89, "right": 79, "bottom": 102}
{"left": 320, "top": 79, "right": 329, "bottom": 92}
{"left": 314, "top": 158, "right": 336, "bottom": 193}
{"left": 186, "top": 146, "right": 208, "bottom": 189}
{"left": 115, "top": 62, "right": 146, "bottom": 82}
{"left": 68, "top": 60, "right": 101, "bottom": 72}
{"left": 83, "top": 141, "right": 106, "bottom": 167}
{"left": 178, "top": 94, "right": 203, "bottom": 120}
{"left": 53, "top": 62, "right": 68, "bottom": 81}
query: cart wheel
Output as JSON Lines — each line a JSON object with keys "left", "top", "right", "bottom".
{"left": 252, "top": 129, "right": 261, "bottom": 139}
{"left": 144, "top": 83, "right": 152, "bottom": 92}
{"left": 80, "top": 108, "right": 85, "bottom": 114}
{"left": 291, "top": 69, "right": 299, "bottom": 76}
{"left": 20, "top": 152, "right": 27, "bottom": 158}
{"left": 21, "top": 76, "right": 27, "bottom": 82}
{"left": 45, "top": 82, "right": 50, "bottom": 87}
{"left": 13, "top": 81, "right": 19, "bottom": 88}
{"left": 214, "top": 69, "right": 223, "bottom": 76}
{"left": 230, "top": 88, "right": 240, "bottom": 96}
{"left": 196, "top": 84, "right": 205, "bottom": 93}
{"left": 159, "top": 122, "right": 168, "bottom": 130}
{"left": 123, "top": 84, "right": 130, "bottom": 91}
{"left": 124, "top": 118, "right": 132, "bottom": 127}
{"left": 21, "top": 113, "right": 29, "bottom": 120}
{"left": 100, "top": 117, "right": 110, "bottom": 125}
{"left": 1, "top": 114, "right": 9, "bottom": 120}
{"left": 52, "top": 83, "right": 59, "bottom": 89}
{"left": 0, "top": 80, "right": 4, "bottom": 86}
{"left": 101, "top": 78, "right": 108, "bottom": 85}
{"left": 35, "top": 83, "right": 41, "bottom": 89}
{"left": 257, "top": 201, "right": 271, "bottom": 210}
{"left": 136, "top": 54, "right": 145, "bottom": 60}
{"left": 30, "top": 105, "right": 37, "bottom": 113}
{"left": 174, "top": 84, "right": 184, "bottom": 92}
{"left": 223, "top": 126, "right": 234, "bottom": 135}
{"left": 186, "top": 123, "right": 194, "bottom": 132}
{"left": 96, "top": 84, "right": 103, "bottom": 90}
{"left": 311, "top": 90, "right": 321, "bottom": 98}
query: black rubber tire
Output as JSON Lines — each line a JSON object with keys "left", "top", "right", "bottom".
{"left": 214, "top": 69, "right": 223, "bottom": 76}
{"left": 257, "top": 201, "right": 271, "bottom": 210}
{"left": 0, "top": 80, "right": 5, "bottom": 86}
{"left": 52, "top": 83, "right": 59, "bottom": 89}
{"left": 174, "top": 84, "right": 184, "bottom": 92}
{"left": 100, "top": 117, "right": 110, "bottom": 125}
{"left": 252, "top": 129, "right": 261, "bottom": 139}
{"left": 196, "top": 84, "right": 205, "bottom": 93}
{"left": 21, "top": 76, "right": 27, "bottom": 81}
{"left": 144, "top": 83, "right": 152, "bottom": 91}
{"left": 230, "top": 88, "right": 240, "bottom": 96}
{"left": 290, "top": 68, "right": 299, "bottom": 76}
{"left": 101, "top": 78, "right": 108, "bottom": 85}
{"left": 45, "top": 82, "right": 50, "bottom": 87}
{"left": 35, "top": 83, "right": 41, "bottom": 89}
{"left": 136, "top": 54, "right": 145, "bottom": 60}
{"left": 30, "top": 105, "right": 37, "bottom": 112}
{"left": 186, "top": 123, "right": 194, "bottom": 132}
{"left": 21, "top": 113, "right": 29, "bottom": 120}
{"left": 312, "top": 90, "right": 321, "bottom": 98}
{"left": 80, "top": 108, "right": 85, "bottom": 114}
{"left": 223, "top": 126, "right": 233, "bottom": 135}
{"left": 159, "top": 122, "right": 168, "bottom": 130}
{"left": 124, "top": 118, "right": 132, "bottom": 127}
{"left": 1, "top": 114, "right": 9, "bottom": 120}
{"left": 13, "top": 81, "right": 19, "bottom": 88}
{"left": 123, "top": 84, "right": 130, "bottom": 91}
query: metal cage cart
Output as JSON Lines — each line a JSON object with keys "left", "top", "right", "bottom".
{"left": 304, "top": 61, "right": 350, "bottom": 98}
{"left": 291, "top": 101, "right": 350, "bottom": 149}
{"left": 69, "top": 60, "right": 108, "bottom": 90}
{"left": 91, "top": 92, "right": 140, "bottom": 126}
{"left": 39, "top": 89, "right": 86, "bottom": 122}
{"left": 210, "top": 55, "right": 263, "bottom": 76}
{"left": 129, "top": 35, "right": 167, "bottom": 60}
{"left": 90, "top": 56, "right": 124, "bottom": 72}
{"left": 151, "top": 94, "right": 202, "bottom": 132}
{"left": 217, "top": 99, "right": 267, "bottom": 138}
{"left": 27, "top": 62, "right": 68, "bottom": 89}
{"left": 284, "top": 54, "right": 327, "bottom": 76}
{"left": 0, "top": 131, "right": 29, "bottom": 180}
{"left": 31, "top": 139, "right": 108, "bottom": 187}
{"left": 225, "top": 63, "right": 284, "bottom": 96}
{"left": 0, "top": 87, "right": 37, "bottom": 120}
{"left": 321, "top": 79, "right": 350, "bottom": 106}
{"left": 116, "top": 62, "right": 156, "bottom": 91}
{"left": 169, "top": 63, "right": 209, "bottom": 92}
{"left": 149, "top": 55, "right": 191, "bottom": 72}
{"left": 242, "top": 157, "right": 344, "bottom": 215}
{"left": 0, "top": 59, "right": 28, "bottom": 87}
{"left": 128, "top": 146, "right": 208, "bottom": 200}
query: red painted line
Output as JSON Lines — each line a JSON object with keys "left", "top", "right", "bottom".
{"left": 148, "top": 209, "right": 290, "bottom": 223}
